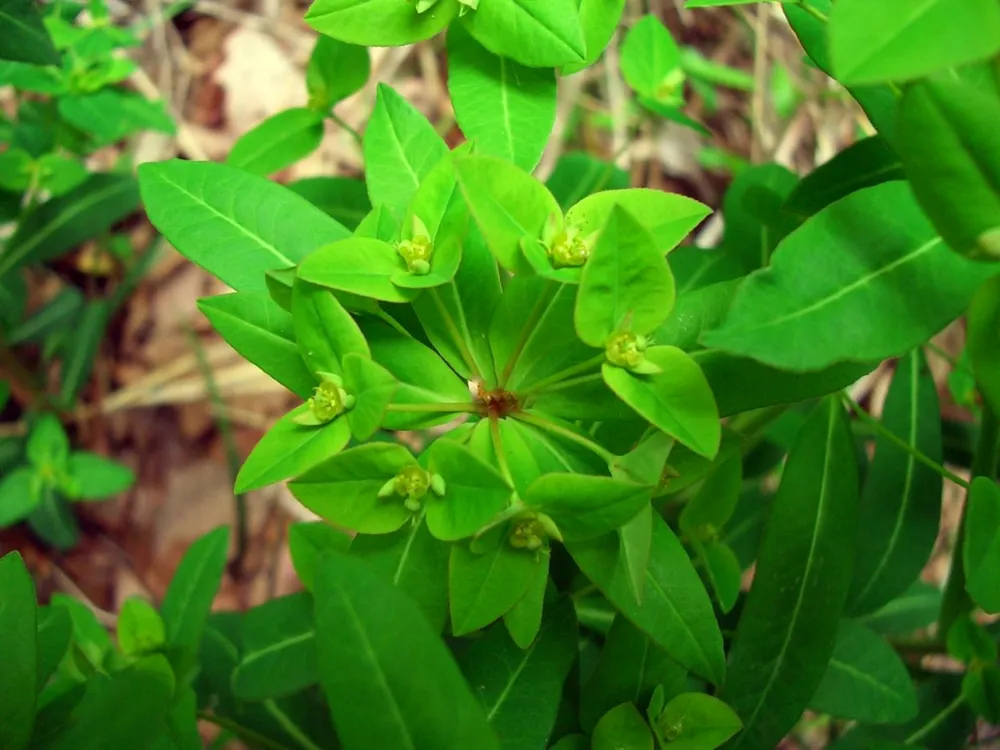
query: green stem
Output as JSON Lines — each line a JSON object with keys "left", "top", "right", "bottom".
{"left": 328, "top": 110, "right": 363, "bottom": 148}
{"left": 940, "top": 401, "right": 1000, "bottom": 635}
{"left": 795, "top": 0, "right": 828, "bottom": 22}
{"left": 490, "top": 416, "right": 516, "bottom": 487}
{"left": 520, "top": 354, "right": 606, "bottom": 397}
{"left": 840, "top": 393, "right": 969, "bottom": 489}
{"left": 515, "top": 410, "right": 616, "bottom": 464}
{"left": 386, "top": 402, "right": 478, "bottom": 413}
{"left": 904, "top": 693, "right": 965, "bottom": 745}
{"left": 923, "top": 340, "right": 963, "bottom": 371}
{"left": 528, "top": 372, "right": 604, "bottom": 397}
{"left": 429, "top": 286, "right": 480, "bottom": 380}
{"left": 263, "top": 700, "right": 324, "bottom": 750}
{"left": 374, "top": 307, "right": 412, "bottom": 339}
{"left": 499, "top": 281, "right": 556, "bottom": 388}
{"left": 197, "top": 711, "right": 294, "bottom": 750}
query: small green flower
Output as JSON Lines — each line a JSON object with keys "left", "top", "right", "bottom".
{"left": 508, "top": 511, "right": 561, "bottom": 551}
{"left": 294, "top": 372, "right": 355, "bottom": 426}
{"left": 396, "top": 216, "right": 433, "bottom": 275}
{"left": 605, "top": 332, "right": 661, "bottom": 373}
{"left": 378, "top": 465, "right": 446, "bottom": 513}
{"left": 542, "top": 214, "right": 596, "bottom": 269}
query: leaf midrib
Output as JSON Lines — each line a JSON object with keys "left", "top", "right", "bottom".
{"left": 838, "top": 0, "right": 941, "bottom": 80}
{"left": 238, "top": 629, "right": 315, "bottom": 671}
{"left": 164, "top": 536, "right": 221, "bottom": 645}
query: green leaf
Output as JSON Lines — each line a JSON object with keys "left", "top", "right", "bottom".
{"left": 568, "top": 514, "right": 725, "bottom": 685}
{"left": 562, "top": 0, "right": 625, "bottom": 74}
{"left": 715, "top": 164, "right": 798, "bottom": 273}
{"left": 809, "top": 619, "right": 918, "bottom": 724}
{"left": 35, "top": 604, "right": 71, "bottom": 691}
{"left": 426, "top": 439, "right": 511, "bottom": 541}
{"left": 899, "top": 78, "right": 1000, "bottom": 260}
{"left": 351, "top": 516, "right": 449, "bottom": 632}
{"left": 567, "top": 188, "right": 711, "bottom": 257}
{"left": 604, "top": 346, "right": 720, "bottom": 459}
{"left": 233, "top": 592, "right": 317, "bottom": 700}
{"left": 26, "top": 487, "right": 78, "bottom": 550}
{"left": 0, "top": 60, "right": 64, "bottom": 94}
{"left": 314, "top": 551, "right": 499, "bottom": 749}
{"left": 703, "top": 182, "right": 999, "bottom": 370}
{"left": 461, "top": 597, "right": 577, "bottom": 748}
{"left": 679, "top": 453, "right": 740, "bottom": 536}
{"left": 968, "top": 275, "right": 1000, "bottom": 414}
{"left": 962, "top": 476, "right": 1000, "bottom": 613}
{"left": 858, "top": 580, "right": 942, "bottom": 636}
{"left": 65, "top": 452, "right": 134, "bottom": 500}
{"left": 288, "top": 521, "right": 351, "bottom": 591}
{"left": 576, "top": 205, "right": 675, "bottom": 346}
{"left": 306, "top": 35, "right": 369, "bottom": 110}
{"left": 305, "top": 0, "right": 458, "bottom": 47}
{"left": 58, "top": 89, "right": 175, "bottom": 143}
{"left": 0, "top": 0, "right": 59, "bottom": 65}
{"left": 619, "top": 505, "right": 654, "bottom": 603}
{"left": 580, "top": 614, "right": 688, "bottom": 733}
{"left": 199, "top": 292, "right": 314, "bottom": 398}
{"left": 546, "top": 153, "right": 629, "bottom": 210}
{"left": 46, "top": 655, "right": 175, "bottom": 750}
{"left": 697, "top": 541, "right": 742, "bottom": 615}
{"left": 652, "top": 693, "right": 742, "bottom": 750}
{"left": 37, "top": 154, "right": 88, "bottom": 197}
{"left": 620, "top": 14, "right": 681, "bottom": 102}
{"left": 784, "top": 0, "right": 899, "bottom": 146}
{"left": 592, "top": 703, "right": 654, "bottom": 750}
{"left": 849, "top": 349, "right": 942, "bottom": 616}
{"left": 784, "top": 136, "right": 902, "bottom": 218}
{"left": 720, "top": 398, "right": 859, "bottom": 750}
{"left": 502, "top": 557, "right": 548, "bottom": 648}
{"left": 27, "top": 413, "right": 69, "bottom": 467}
{"left": 0, "top": 466, "right": 41, "bottom": 527}
{"left": 829, "top": 0, "right": 1000, "bottom": 85}
{"left": 0, "top": 173, "right": 139, "bottom": 277}
{"left": 525, "top": 473, "right": 649, "bottom": 541}
{"left": 297, "top": 236, "right": 416, "bottom": 303}
{"left": 57, "top": 298, "right": 109, "bottom": 407}
{"left": 291, "top": 278, "right": 369, "bottom": 376}
{"left": 159, "top": 526, "right": 229, "bottom": 651}
{"left": 455, "top": 154, "right": 561, "bottom": 271}
{"left": 343, "top": 354, "right": 397, "bottom": 440}
{"left": 287, "top": 176, "right": 371, "bottom": 231}
{"left": 289, "top": 442, "right": 416, "bottom": 534}
{"left": 235, "top": 406, "right": 351, "bottom": 493}
{"left": 963, "top": 665, "right": 1000, "bottom": 723}
{"left": 0, "top": 551, "right": 37, "bottom": 750}
{"left": 947, "top": 616, "right": 997, "bottom": 664}
{"left": 227, "top": 107, "right": 324, "bottom": 177}
{"left": 139, "top": 159, "right": 350, "bottom": 293}
{"left": 450, "top": 526, "right": 542, "bottom": 636}
{"left": 461, "top": 0, "right": 585, "bottom": 68}
{"left": 447, "top": 24, "right": 555, "bottom": 171}
{"left": 117, "top": 597, "right": 166, "bottom": 656}
{"left": 363, "top": 83, "right": 449, "bottom": 215}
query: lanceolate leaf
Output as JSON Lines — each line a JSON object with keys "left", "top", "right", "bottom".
{"left": 364, "top": 83, "right": 449, "bottom": 215}
{"left": 447, "top": 24, "right": 556, "bottom": 172}
{"left": 0, "top": 0, "right": 60, "bottom": 65}
{"left": 305, "top": 0, "right": 459, "bottom": 47}
{"left": 809, "top": 619, "right": 918, "bottom": 724}
{"left": 461, "top": 597, "right": 577, "bottom": 749}
{"left": 0, "top": 173, "right": 139, "bottom": 277}
{"left": 720, "top": 398, "right": 859, "bottom": 750}
{"left": 898, "top": 78, "right": 1000, "bottom": 260}
{"left": 139, "top": 159, "right": 350, "bottom": 293}
{"left": 461, "top": 0, "right": 586, "bottom": 68}
{"left": 968, "top": 275, "right": 1000, "bottom": 416}
{"left": 0, "top": 552, "right": 37, "bottom": 750}
{"left": 232, "top": 592, "right": 318, "bottom": 700}
{"left": 568, "top": 514, "right": 726, "bottom": 686}
{"left": 829, "top": 0, "right": 1000, "bottom": 86}
{"left": 199, "top": 292, "right": 315, "bottom": 399}
{"left": 160, "top": 526, "right": 230, "bottom": 652}
{"left": 291, "top": 278, "right": 370, "bottom": 377}
{"left": 703, "top": 182, "right": 999, "bottom": 371}
{"left": 227, "top": 107, "right": 325, "bottom": 177}
{"left": 314, "top": 552, "right": 499, "bottom": 750}
{"left": 963, "top": 477, "right": 1000, "bottom": 614}
{"left": 848, "top": 349, "right": 942, "bottom": 616}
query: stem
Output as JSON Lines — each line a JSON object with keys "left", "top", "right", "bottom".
{"left": 520, "top": 353, "right": 606, "bottom": 397}
{"left": 940, "top": 402, "right": 1000, "bottom": 634}
{"left": 263, "top": 700, "right": 325, "bottom": 750}
{"left": 904, "top": 693, "right": 965, "bottom": 745}
{"left": 490, "top": 416, "right": 516, "bottom": 487}
{"left": 429, "top": 286, "right": 480, "bottom": 380}
{"left": 386, "top": 402, "right": 478, "bottom": 413}
{"left": 197, "top": 712, "right": 294, "bottom": 750}
{"left": 840, "top": 393, "right": 969, "bottom": 489}
{"left": 795, "top": 0, "right": 828, "bottom": 22}
{"left": 374, "top": 307, "right": 412, "bottom": 339}
{"left": 328, "top": 110, "right": 363, "bottom": 148}
{"left": 499, "top": 281, "right": 556, "bottom": 387}
{"left": 188, "top": 327, "right": 247, "bottom": 578}
{"left": 923, "top": 340, "right": 963, "bottom": 371}
{"left": 515, "top": 410, "right": 616, "bottom": 464}
{"left": 530, "top": 372, "right": 604, "bottom": 396}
